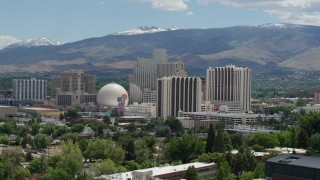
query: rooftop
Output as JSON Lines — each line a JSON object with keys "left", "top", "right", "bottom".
{"left": 267, "top": 154, "right": 320, "bottom": 169}
{"left": 101, "top": 162, "right": 216, "bottom": 180}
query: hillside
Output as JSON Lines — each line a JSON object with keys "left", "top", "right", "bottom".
{"left": 1, "top": 24, "right": 320, "bottom": 72}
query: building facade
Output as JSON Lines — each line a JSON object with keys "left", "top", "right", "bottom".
{"left": 125, "top": 102, "right": 157, "bottom": 119}
{"left": 157, "top": 76, "right": 202, "bottom": 119}
{"left": 206, "top": 65, "right": 252, "bottom": 112}
{"left": 51, "top": 71, "right": 96, "bottom": 98}
{"left": 266, "top": 154, "right": 320, "bottom": 180}
{"left": 129, "top": 49, "right": 187, "bottom": 103}
{"left": 50, "top": 71, "right": 97, "bottom": 106}
{"left": 13, "top": 78, "right": 47, "bottom": 101}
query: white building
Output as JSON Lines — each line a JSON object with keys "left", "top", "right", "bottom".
{"left": 101, "top": 162, "right": 217, "bottom": 180}
{"left": 206, "top": 65, "right": 252, "bottom": 112}
{"left": 125, "top": 102, "right": 156, "bottom": 119}
{"left": 302, "top": 104, "right": 320, "bottom": 114}
{"left": 178, "top": 111, "right": 280, "bottom": 128}
{"left": 157, "top": 76, "right": 202, "bottom": 119}
{"left": 13, "top": 78, "right": 47, "bottom": 101}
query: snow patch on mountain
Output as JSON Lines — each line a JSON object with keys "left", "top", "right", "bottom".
{"left": 250, "top": 23, "right": 303, "bottom": 29}
{"left": 113, "top": 26, "right": 179, "bottom": 35}
{"left": 4, "top": 37, "right": 63, "bottom": 49}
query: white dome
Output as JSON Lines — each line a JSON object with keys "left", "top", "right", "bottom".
{"left": 97, "top": 83, "right": 128, "bottom": 107}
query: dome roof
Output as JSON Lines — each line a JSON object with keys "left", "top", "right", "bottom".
{"left": 97, "top": 83, "right": 128, "bottom": 107}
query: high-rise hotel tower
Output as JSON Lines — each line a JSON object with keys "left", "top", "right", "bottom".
{"left": 129, "top": 49, "right": 187, "bottom": 103}
{"left": 157, "top": 76, "right": 202, "bottom": 119}
{"left": 13, "top": 78, "right": 47, "bottom": 101}
{"left": 206, "top": 65, "right": 251, "bottom": 112}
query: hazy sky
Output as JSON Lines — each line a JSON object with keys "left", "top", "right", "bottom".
{"left": 1, "top": 0, "right": 319, "bottom": 42}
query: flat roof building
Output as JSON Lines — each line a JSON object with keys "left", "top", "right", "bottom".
{"left": 101, "top": 162, "right": 217, "bottom": 180}
{"left": 265, "top": 154, "right": 320, "bottom": 180}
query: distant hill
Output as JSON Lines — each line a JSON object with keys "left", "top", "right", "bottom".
{"left": 1, "top": 24, "right": 320, "bottom": 72}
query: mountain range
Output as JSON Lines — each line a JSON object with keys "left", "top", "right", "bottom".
{"left": 0, "top": 24, "right": 320, "bottom": 73}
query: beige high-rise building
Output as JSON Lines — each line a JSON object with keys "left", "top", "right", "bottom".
{"left": 51, "top": 71, "right": 96, "bottom": 98}
{"left": 206, "top": 65, "right": 251, "bottom": 112}
{"left": 50, "top": 71, "right": 97, "bottom": 106}
{"left": 129, "top": 49, "right": 187, "bottom": 103}
{"left": 157, "top": 76, "right": 202, "bottom": 119}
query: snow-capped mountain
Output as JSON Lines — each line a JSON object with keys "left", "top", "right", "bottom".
{"left": 113, "top": 26, "right": 179, "bottom": 35}
{"left": 250, "top": 23, "right": 302, "bottom": 29}
{"left": 4, "top": 37, "right": 63, "bottom": 49}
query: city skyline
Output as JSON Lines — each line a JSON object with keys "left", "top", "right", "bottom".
{"left": 2, "top": 0, "right": 319, "bottom": 44}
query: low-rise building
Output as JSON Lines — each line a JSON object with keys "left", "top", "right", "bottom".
{"left": 178, "top": 111, "right": 280, "bottom": 125}
{"left": 101, "top": 162, "right": 217, "bottom": 180}
{"left": 19, "top": 107, "right": 61, "bottom": 118}
{"left": 0, "top": 106, "right": 18, "bottom": 118}
{"left": 125, "top": 102, "right": 156, "bottom": 119}
{"left": 265, "top": 154, "right": 320, "bottom": 180}
{"left": 302, "top": 104, "right": 320, "bottom": 114}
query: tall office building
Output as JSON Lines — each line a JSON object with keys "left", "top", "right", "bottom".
{"left": 157, "top": 62, "right": 187, "bottom": 79}
{"left": 157, "top": 76, "right": 202, "bottom": 119}
{"left": 206, "top": 65, "right": 251, "bottom": 112}
{"left": 51, "top": 71, "right": 96, "bottom": 98}
{"left": 129, "top": 49, "right": 187, "bottom": 103}
{"left": 50, "top": 71, "right": 97, "bottom": 106}
{"left": 153, "top": 48, "right": 168, "bottom": 64}
{"left": 13, "top": 78, "right": 47, "bottom": 101}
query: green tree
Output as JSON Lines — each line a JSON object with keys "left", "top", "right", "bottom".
{"left": 84, "top": 139, "right": 124, "bottom": 164}
{"left": 196, "top": 153, "right": 225, "bottom": 165}
{"left": 310, "top": 133, "right": 320, "bottom": 153}
{"left": 134, "top": 139, "right": 151, "bottom": 163}
{"left": 231, "top": 133, "right": 243, "bottom": 149}
{"left": 224, "top": 133, "right": 233, "bottom": 151}
{"left": 240, "top": 171, "right": 254, "bottom": 180}
{"left": 59, "top": 113, "right": 64, "bottom": 121}
{"left": 184, "top": 166, "right": 200, "bottom": 180}
{"left": 253, "top": 163, "right": 265, "bottom": 179}
{"left": 57, "top": 141, "right": 83, "bottom": 177}
{"left": 125, "top": 160, "right": 141, "bottom": 171}
{"left": 41, "top": 168, "right": 70, "bottom": 180}
{"left": 34, "top": 133, "right": 50, "bottom": 150}
{"left": 0, "top": 146, "right": 25, "bottom": 178}
{"left": 41, "top": 125, "right": 55, "bottom": 136}
{"left": 216, "top": 161, "right": 234, "bottom": 180}
{"left": 254, "top": 132, "right": 279, "bottom": 148}
{"left": 64, "top": 108, "right": 79, "bottom": 120}
{"left": 25, "top": 151, "right": 33, "bottom": 162}
{"left": 230, "top": 147, "right": 257, "bottom": 179}
{"left": 31, "top": 123, "right": 40, "bottom": 135}
{"left": 0, "top": 134, "right": 9, "bottom": 145}
{"left": 297, "top": 129, "right": 309, "bottom": 149}
{"left": 289, "top": 126, "right": 299, "bottom": 148}
{"left": 90, "top": 158, "right": 126, "bottom": 176}
{"left": 13, "top": 167, "right": 31, "bottom": 180}
{"left": 167, "top": 134, "right": 205, "bottom": 163}
{"left": 28, "top": 155, "right": 47, "bottom": 175}
{"left": 296, "top": 98, "right": 307, "bottom": 107}
{"left": 126, "top": 123, "right": 137, "bottom": 132}
{"left": 71, "top": 124, "right": 85, "bottom": 133}
{"left": 164, "top": 116, "right": 183, "bottom": 135}
{"left": 61, "top": 133, "right": 79, "bottom": 143}
{"left": 213, "top": 127, "right": 226, "bottom": 153}
{"left": 300, "top": 113, "right": 320, "bottom": 136}
{"left": 205, "top": 124, "right": 215, "bottom": 153}
{"left": 53, "top": 126, "right": 69, "bottom": 138}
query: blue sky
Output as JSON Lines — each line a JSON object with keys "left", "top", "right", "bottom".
{"left": 0, "top": 0, "right": 319, "bottom": 43}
